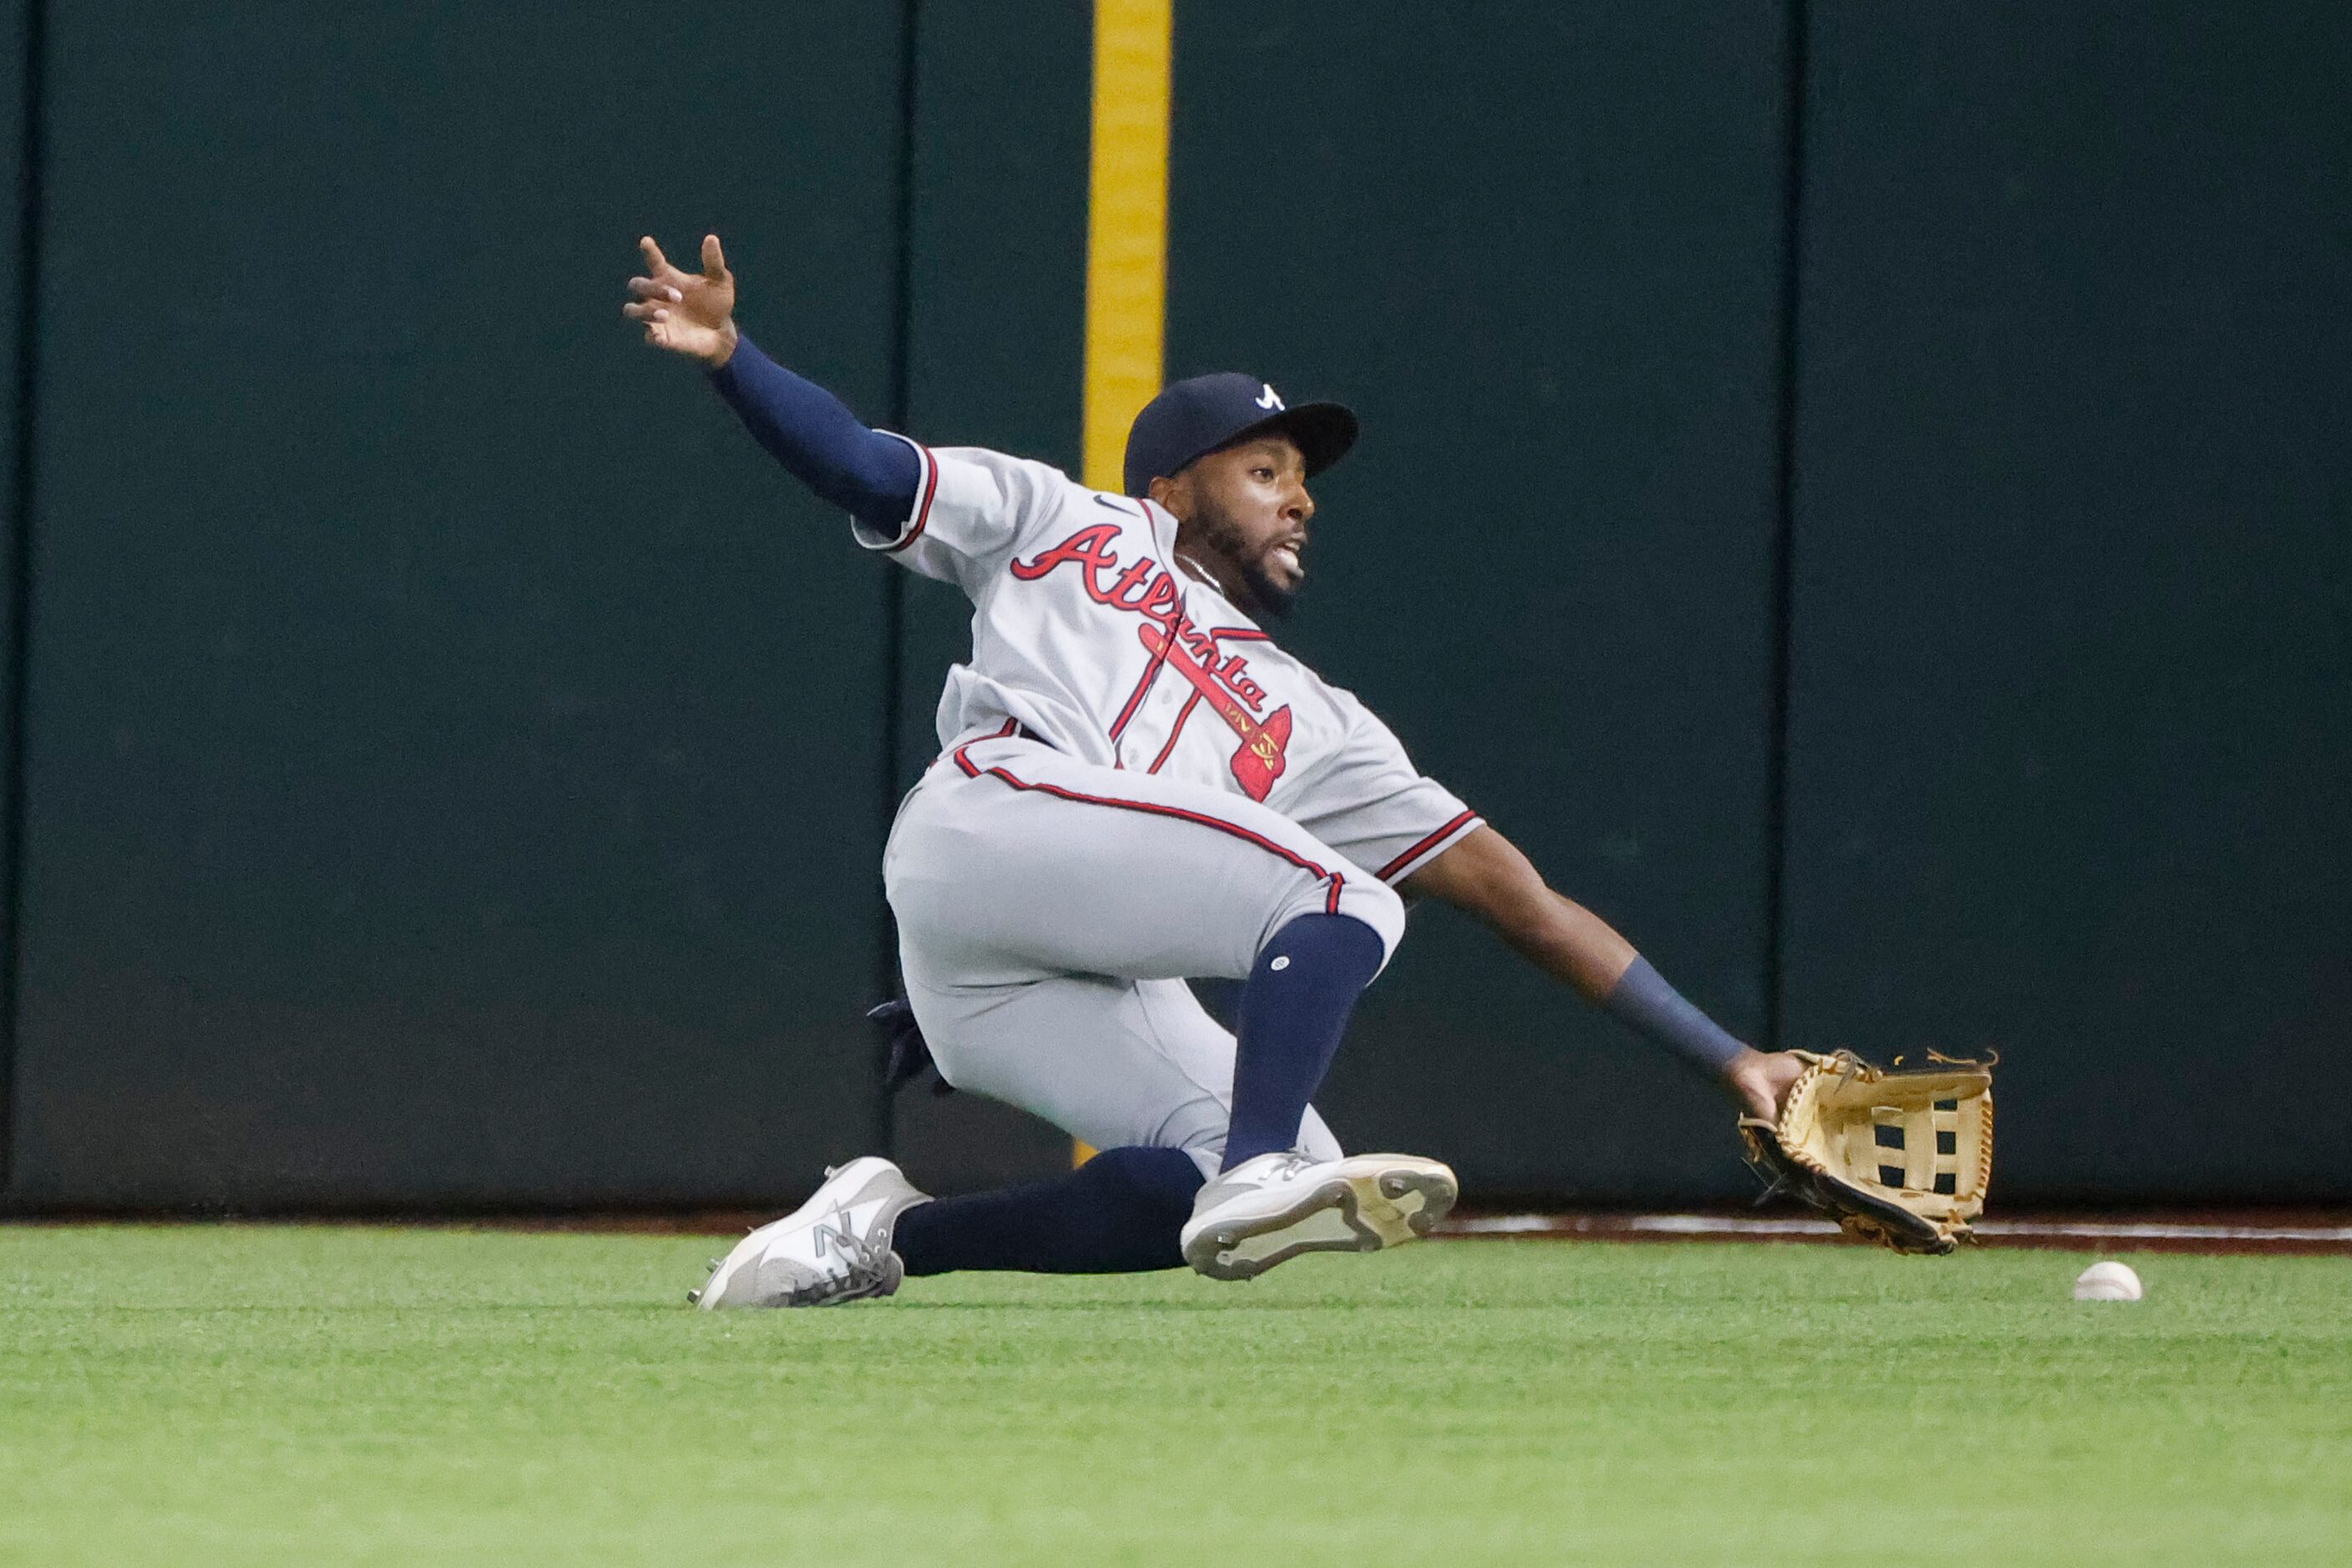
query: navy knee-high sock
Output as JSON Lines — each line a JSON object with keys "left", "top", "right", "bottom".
{"left": 893, "top": 1146, "right": 1206, "bottom": 1275}
{"left": 1222, "top": 913, "right": 1387, "bottom": 1171}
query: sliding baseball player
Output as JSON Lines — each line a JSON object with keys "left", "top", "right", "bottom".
{"left": 623, "top": 235, "right": 1802, "bottom": 1307}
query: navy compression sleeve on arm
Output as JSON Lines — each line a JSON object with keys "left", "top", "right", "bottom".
{"left": 706, "top": 334, "right": 920, "bottom": 530}
{"left": 1602, "top": 958, "right": 1748, "bottom": 1075}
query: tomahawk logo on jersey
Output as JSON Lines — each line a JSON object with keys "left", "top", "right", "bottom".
{"left": 862, "top": 438, "right": 1481, "bottom": 885}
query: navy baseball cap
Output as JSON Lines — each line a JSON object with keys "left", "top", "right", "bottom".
{"left": 1122, "top": 372, "right": 1358, "bottom": 498}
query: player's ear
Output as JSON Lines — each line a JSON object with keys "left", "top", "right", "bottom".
{"left": 1146, "top": 473, "right": 1186, "bottom": 518}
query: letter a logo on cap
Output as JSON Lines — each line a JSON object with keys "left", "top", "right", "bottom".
{"left": 1256, "top": 383, "right": 1284, "bottom": 411}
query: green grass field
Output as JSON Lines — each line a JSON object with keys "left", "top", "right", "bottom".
{"left": 3, "top": 1227, "right": 2346, "bottom": 1565}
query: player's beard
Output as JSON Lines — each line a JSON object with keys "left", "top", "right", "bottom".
{"left": 1190, "top": 498, "right": 1300, "bottom": 620}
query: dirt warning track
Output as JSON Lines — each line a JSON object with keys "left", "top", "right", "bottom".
{"left": 1437, "top": 1210, "right": 2352, "bottom": 1257}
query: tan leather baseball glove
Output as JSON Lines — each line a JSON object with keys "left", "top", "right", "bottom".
{"left": 1738, "top": 1050, "right": 1994, "bottom": 1255}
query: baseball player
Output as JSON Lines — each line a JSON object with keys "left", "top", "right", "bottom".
{"left": 623, "top": 235, "right": 1804, "bottom": 1307}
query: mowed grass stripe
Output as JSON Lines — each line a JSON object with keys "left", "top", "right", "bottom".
{"left": 2, "top": 1227, "right": 2346, "bottom": 1566}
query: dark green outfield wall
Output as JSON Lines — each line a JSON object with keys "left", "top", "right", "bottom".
{"left": 1782, "top": 3, "right": 2352, "bottom": 1201}
{"left": 0, "top": 3, "right": 2344, "bottom": 1210}
{"left": 3, "top": 5, "right": 908, "bottom": 1208}
{"left": 0, "top": 0, "right": 23, "bottom": 1104}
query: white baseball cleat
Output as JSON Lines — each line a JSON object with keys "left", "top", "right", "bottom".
{"left": 691, "top": 1156, "right": 932, "bottom": 1309}
{"left": 1179, "top": 1150, "right": 1457, "bottom": 1282}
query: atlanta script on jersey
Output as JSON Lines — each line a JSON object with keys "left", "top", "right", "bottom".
{"left": 861, "top": 438, "right": 1480, "bottom": 888}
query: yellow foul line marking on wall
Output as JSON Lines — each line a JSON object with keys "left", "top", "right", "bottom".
{"left": 1075, "top": 0, "right": 1173, "bottom": 1167}
{"left": 1081, "top": 0, "right": 1172, "bottom": 495}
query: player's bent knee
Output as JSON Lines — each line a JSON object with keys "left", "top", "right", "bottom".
{"left": 1333, "top": 876, "right": 1406, "bottom": 969}
{"left": 1264, "top": 866, "right": 1402, "bottom": 968}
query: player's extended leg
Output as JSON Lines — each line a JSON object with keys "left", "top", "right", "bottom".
{"left": 698, "top": 734, "right": 1452, "bottom": 1307}
{"left": 697, "top": 974, "right": 1338, "bottom": 1303}
{"left": 693, "top": 969, "right": 1432, "bottom": 1303}
{"left": 693, "top": 1145, "right": 1204, "bottom": 1307}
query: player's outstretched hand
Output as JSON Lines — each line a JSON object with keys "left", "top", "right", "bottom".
{"left": 623, "top": 235, "right": 738, "bottom": 367}
{"left": 1723, "top": 1047, "right": 1807, "bottom": 1123}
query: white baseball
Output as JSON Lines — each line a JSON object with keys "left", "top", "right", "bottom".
{"left": 2072, "top": 1261, "right": 2144, "bottom": 1302}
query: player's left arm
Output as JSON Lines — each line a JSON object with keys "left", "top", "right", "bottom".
{"left": 1399, "top": 824, "right": 1803, "bottom": 1120}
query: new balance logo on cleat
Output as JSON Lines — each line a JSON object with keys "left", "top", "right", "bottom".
{"left": 811, "top": 1212, "right": 892, "bottom": 1276}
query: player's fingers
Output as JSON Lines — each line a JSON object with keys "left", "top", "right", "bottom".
{"left": 640, "top": 235, "right": 677, "bottom": 278}
{"left": 620, "top": 301, "right": 674, "bottom": 323}
{"left": 626, "top": 276, "right": 684, "bottom": 302}
{"left": 701, "top": 233, "right": 729, "bottom": 281}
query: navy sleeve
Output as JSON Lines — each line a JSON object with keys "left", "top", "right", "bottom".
{"left": 706, "top": 334, "right": 921, "bottom": 529}
{"left": 1602, "top": 958, "right": 1748, "bottom": 1075}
